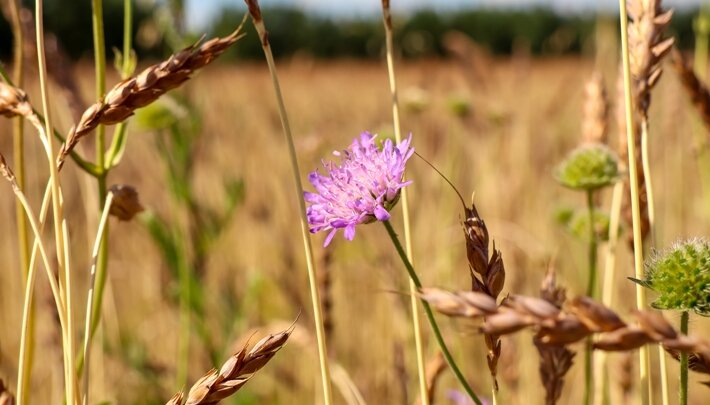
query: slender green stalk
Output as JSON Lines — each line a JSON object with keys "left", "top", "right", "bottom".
{"left": 88, "top": 0, "right": 111, "bottom": 356}
{"left": 383, "top": 220, "right": 482, "bottom": 405}
{"left": 380, "top": 2, "right": 429, "bottom": 404}
{"left": 35, "top": 0, "right": 75, "bottom": 403}
{"left": 584, "top": 190, "right": 598, "bottom": 405}
{"left": 176, "top": 226, "right": 191, "bottom": 389}
{"left": 81, "top": 192, "right": 114, "bottom": 405}
{"left": 617, "top": 1, "right": 651, "bottom": 403}
{"left": 244, "top": 4, "right": 333, "bottom": 403}
{"left": 679, "top": 311, "right": 689, "bottom": 405}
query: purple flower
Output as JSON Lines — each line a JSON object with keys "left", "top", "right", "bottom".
{"left": 304, "top": 131, "right": 414, "bottom": 247}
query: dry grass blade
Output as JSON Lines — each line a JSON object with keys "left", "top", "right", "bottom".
{"left": 421, "top": 287, "right": 710, "bottom": 376}
{"left": 424, "top": 352, "right": 446, "bottom": 405}
{"left": 59, "top": 24, "right": 247, "bottom": 166}
{"left": 672, "top": 49, "right": 710, "bottom": 133}
{"left": 167, "top": 327, "right": 291, "bottom": 405}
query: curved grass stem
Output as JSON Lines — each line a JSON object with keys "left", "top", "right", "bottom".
{"left": 380, "top": 2, "right": 429, "bottom": 404}
{"left": 617, "top": 1, "right": 651, "bottom": 403}
{"left": 383, "top": 220, "right": 482, "bottom": 405}
{"left": 244, "top": 3, "right": 333, "bottom": 403}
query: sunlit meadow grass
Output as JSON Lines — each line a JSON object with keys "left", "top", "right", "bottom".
{"left": 0, "top": 34, "right": 709, "bottom": 405}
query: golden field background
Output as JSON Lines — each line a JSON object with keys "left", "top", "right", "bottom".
{"left": 0, "top": 54, "right": 708, "bottom": 404}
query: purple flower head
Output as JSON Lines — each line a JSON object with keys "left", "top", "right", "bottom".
{"left": 304, "top": 131, "right": 414, "bottom": 247}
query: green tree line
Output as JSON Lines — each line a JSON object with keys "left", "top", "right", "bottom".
{"left": 0, "top": 3, "right": 699, "bottom": 61}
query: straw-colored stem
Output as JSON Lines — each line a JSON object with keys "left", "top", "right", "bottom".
{"left": 640, "top": 117, "right": 668, "bottom": 405}
{"left": 35, "top": 0, "right": 74, "bottom": 402}
{"left": 594, "top": 180, "right": 624, "bottom": 405}
{"left": 380, "top": 2, "right": 429, "bottom": 404}
{"left": 679, "top": 311, "right": 689, "bottom": 405}
{"left": 617, "top": 1, "right": 651, "bottom": 403}
{"left": 15, "top": 182, "right": 67, "bottom": 404}
{"left": 383, "top": 220, "right": 482, "bottom": 405}
{"left": 81, "top": 192, "right": 114, "bottom": 405}
{"left": 8, "top": 0, "right": 34, "bottom": 402}
{"left": 584, "top": 190, "right": 598, "bottom": 405}
{"left": 246, "top": 12, "right": 333, "bottom": 404}
{"left": 693, "top": 5, "right": 710, "bottom": 217}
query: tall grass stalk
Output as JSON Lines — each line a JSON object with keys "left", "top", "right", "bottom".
{"left": 7, "top": 0, "right": 34, "bottom": 402}
{"left": 383, "top": 220, "right": 482, "bottom": 405}
{"left": 35, "top": 0, "right": 76, "bottom": 402}
{"left": 617, "top": 1, "right": 651, "bottom": 403}
{"left": 88, "top": 0, "right": 111, "bottom": 358}
{"left": 81, "top": 192, "right": 114, "bottom": 405}
{"left": 244, "top": 2, "right": 333, "bottom": 403}
{"left": 640, "top": 119, "right": 668, "bottom": 405}
{"left": 14, "top": 181, "right": 67, "bottom": 404}
{"left": 380, "top": 2, "right": 429, "bottom": 404}
{"left": 594, "top": 180, "right": 624, "bottom": 405}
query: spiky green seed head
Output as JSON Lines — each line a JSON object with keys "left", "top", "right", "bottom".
{"left": 638, "top": 238, "right": 710, "bottom": 315}
{"left": 555, "top": 145, "right": 620, "bottom": 191}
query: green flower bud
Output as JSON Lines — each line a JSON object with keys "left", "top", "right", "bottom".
{"left": 638, "top": 238, "right": 710, "bottom": 315}
{"left": 555, "top": 145, "right": 620, "bottom": 191}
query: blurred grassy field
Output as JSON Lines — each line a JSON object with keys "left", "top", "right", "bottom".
{"left": 0, "top": 55, "right": 707, "bottom": 404}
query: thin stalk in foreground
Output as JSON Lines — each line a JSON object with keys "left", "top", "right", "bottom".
{"left": 35, "top": 0, "right": 75, "bottom": 402}
{"left": 244, "top": 2, "right": 333, "bottom": 403}
{"left": 14, "top": 182, "right": 67, "bottom": 404}
{"left": 584, "top": 190, "right": 598, "bottom": 405}
{"left": 8, "top": 0, "right": 33, "bottom": 402}
{"left": 679, "top": 311, "right": 689, "bottom": 405}
{"left": 594, "top": 180, "right": 624, "bottom": 405}
{"left": 617, "top": 1, "right": 651, "bottom": 403}
{"left": 641, "top": 120, "right": 668, "bottom": 405}
{"left": 81, "top": 192, "right": 114, "bottom": 405}
{"left": 693, "top": 6, "right": 710, "bottom": 216}
{"left": 380, "top": 2, "right": 429, "bottom": 404}
{"left": 383, "top": 220, "right": 482, "bottom": 405}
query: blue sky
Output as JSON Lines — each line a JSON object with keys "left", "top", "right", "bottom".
{"left": 186, "top": 0, "right": 705, "bottom": 29}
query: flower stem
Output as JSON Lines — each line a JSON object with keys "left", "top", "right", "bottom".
{"left": 244, "top": 3, "right": 333, "bottom": 403}
{"left": 383, "top": 220, "right": 482, "bottom": 405}
{"left": 584, "top": 190, "right": 598, "bottom": 405}
{"left": 679, "top": 311, "right": 689, "bottom": 405}
{"left": 380, "top": 2, "right": 429, "bottom": 404}
{"left": 617, "top": 1, "right": 651, "bottom": 403}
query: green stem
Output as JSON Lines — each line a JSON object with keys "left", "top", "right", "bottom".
{"left": 383, "top": 220, "right": 482, "bottom": 405}
{"left": 584, "top": 190, "right": 597, "bottom": 405}
{"left": 680, "top": 311, "right": 689, "bottom": 405}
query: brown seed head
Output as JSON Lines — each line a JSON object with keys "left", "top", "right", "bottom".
{"left": 59, "top": 26, "right": 246, "bottom": 166}
{"left": 109, "top": 184, "right": 144, "bottom": 221}
{"left": 581, "top": 72, "right": 609, "bottom": 145}
{"left": 568, "top": 296, "right": 626, "bottom": 332}
{"left": 0, "top": 82, "right": 32, "bottom": 118}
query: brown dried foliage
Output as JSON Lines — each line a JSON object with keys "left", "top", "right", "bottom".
{"left": 534, "top": 268, "right": 575, "bottom": 405}
{"left": 420, "top": 288, "right": 710, "bottom": 379}
{"left": 424, "top": 352, "right": 446, "bottom": 405}
{"left": 59, "top": 27, "right": 246, "bottom": 166}
{"left": 462, "top": 200, "right": 505, "bottom": 391}
{"left": 108, "top": 184, "right": 144, "bottom": 221}
{"left": 0, "top": 379, "right": 15, "bottom": 405}
{"left": 627, "top": 0, "right": 674, "bottom": 116}
{"left": 672, "top": 49, "right": 710, "bottom": 133}
{"left": 581, "top": 72, "right": 609, "bottom": 145}
{"left": 0, "top": 82, "right": 32, "bottom": 118}
{"left": 167, "top": 328, "right": 291, "bottom": 405}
